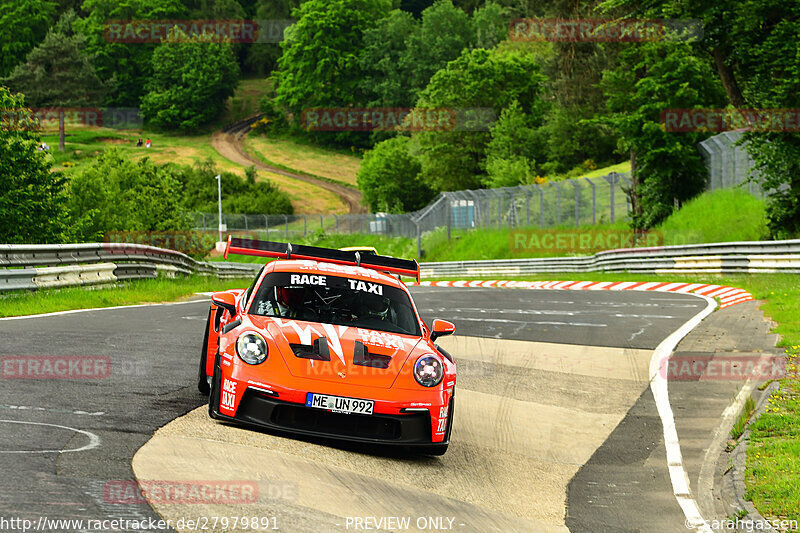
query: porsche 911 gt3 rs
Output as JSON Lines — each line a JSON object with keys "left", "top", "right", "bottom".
{"left": 198, "top": 237, "right": 456, "bottom": 455}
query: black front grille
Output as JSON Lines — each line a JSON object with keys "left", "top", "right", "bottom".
{"left": 272, "top": 404, "right": 401, "bottom": 439}
{"left": 234, "top": 390, "right": 432, "bottom": 443}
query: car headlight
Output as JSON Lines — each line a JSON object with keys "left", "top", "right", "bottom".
{"left": 413, "top": 354, "right": 444, "bottom": 387}
{"left": 236, "top": 332, "right": 268, "bottom": 365}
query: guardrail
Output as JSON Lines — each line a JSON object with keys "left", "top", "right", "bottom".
{"left": 0, "top": 243, "right": 261, "bottom": 292}
{"left": 420, "top": 239, "right": 800, "bottom": 278}
{"left": 2, "top": 239, "right": 799, "bottom": 293}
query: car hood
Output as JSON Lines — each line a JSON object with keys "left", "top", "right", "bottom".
{"left": 251, "top": 316, "right": 423, "bottom": 389}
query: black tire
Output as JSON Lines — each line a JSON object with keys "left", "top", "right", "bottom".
{"left": 208, "top": 351, "right": 222, "bottom": 419}
{"left": 197, "top": 308, "right": 213, "bottom": 395}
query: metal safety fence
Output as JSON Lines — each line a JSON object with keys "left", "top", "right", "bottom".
{"left": 190, "top": 172, "right": 632, "bottom": 244}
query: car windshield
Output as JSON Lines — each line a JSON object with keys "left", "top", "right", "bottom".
{"left": 249, "top": 272, "right": 421, "bottom": 336}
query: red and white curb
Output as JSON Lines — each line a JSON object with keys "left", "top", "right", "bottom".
{"left": 411, "top": 280, "right": 753, "bottom": 309}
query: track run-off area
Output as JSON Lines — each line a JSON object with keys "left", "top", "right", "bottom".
{"left": 0, "top": 285, "right": 779, "bottom": 532}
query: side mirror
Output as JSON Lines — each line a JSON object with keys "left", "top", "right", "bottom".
{"left": 430, "top": 319, "right": 455, "bottom": 342}
{"left": 211, "top": 292, "right": 238, "bottom": 316}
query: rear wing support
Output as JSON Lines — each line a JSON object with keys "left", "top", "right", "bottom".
{"left": 224, "top": 236, "right": 420, "bottom": 282}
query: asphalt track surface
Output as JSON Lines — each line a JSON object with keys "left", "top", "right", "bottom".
{"left": 0, "top": 287, "right": 710, "bottom": 532}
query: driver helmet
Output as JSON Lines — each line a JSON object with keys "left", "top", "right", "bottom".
{"left": 276, "top": 286, "right": 304, "bottom": 309}
{"left": 363, "top": 293, "right": 390, "bottom": 319}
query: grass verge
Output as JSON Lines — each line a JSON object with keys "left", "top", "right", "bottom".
{"left": 0, "top": 276, "right": 253, "bottom": 318}
{"left": 731, "top": 396, "right": 757, "bottom": 442}
{"left": 244, "top": 134, "right": 361, "bottom": 187}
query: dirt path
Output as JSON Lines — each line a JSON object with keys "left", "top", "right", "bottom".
{"left": 212, "top": 116, "right": 366, "bottom": 214}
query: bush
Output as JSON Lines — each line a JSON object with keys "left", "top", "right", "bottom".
{"left": 357, "top": 136, "right": 434, "bottom": 213}
{"left": 0, "top": 88, "right": 68, "bottom": 243}
{"left": 66, "top": 149, "right": 190, "bottom": 240}
{"left": 176, "top": 161, "right": 294, "bottom": 215}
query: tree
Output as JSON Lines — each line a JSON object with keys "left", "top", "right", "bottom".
{"left": 730, "top": 0, "right": 800, "bottom": 236}
{"left": 360, "top": 9, "right": 419, "bottom": 108}
{"left": 243, "top": 0, "right": 301, "bottom": 75}
{"left": 539, "top": 0, "right": 618, "bottom": 174}
{"left": 66, "top": 149, "right": 191, "bottom": 240}
{"left": 0, "top": 87, "right": 68, "bottom": 243}
{"left": 357, "top": 136, "right": 434, "bottom": 213}
{"left": 471, "top": 1, "right": 508, "bottom": 49}
{"left": 272, "top": 0, "right": 392, "bottom": 117}
{"left": 484, "top": 100, "right": 544, "bottom": 187}
{"left": 401, "top": 0, "right": 475, "bottom": 103}
{"left": 76, "top": 0, "right": 187, "bottom": 106}
{"left": 4, "top": 14, "right": 105, "bottom": 151}
{"left": 599, "top": 0, "right": 800, "bottom": 235}
{"left": 599, "top": 42, "right": 726, "bottom": 228}
{"left": 414, "top": 47, "right": 548, "bottom": 191}
{"left": 0, "top": 0, "right": 56, "bottom": 78}
{"left": 141, "top": 29, "right": 239, "bottom": 131}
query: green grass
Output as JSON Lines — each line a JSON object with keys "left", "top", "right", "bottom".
{"left": 207, "top": 186, "right": 769, "bottom": 263}
{"left": 656, "top": 188, "right": 769, "bottom": 244}
{"left": 0, "top": 276, "right": 252, "bottom": 318}
{"left": 555, "top": 160, "right": 631, "bottom": 181}
{"left": 244, "top": 134, "right": 361, "bottom": 187}
{"left": 731, "top": 396, "right": 757, "bottom": 441}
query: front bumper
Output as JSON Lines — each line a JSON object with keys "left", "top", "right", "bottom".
{"left": 210, "top": 370, "right": 451, "bottom": 447}
{"left": 229, "top": 388, "right": 434, "bottom": 444}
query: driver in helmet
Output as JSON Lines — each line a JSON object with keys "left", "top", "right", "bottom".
{"left": 265, "top": 285, "right": 310, "bottom": 319}
{"left": 361, "top": 293, "right": 390, "bottom": 322}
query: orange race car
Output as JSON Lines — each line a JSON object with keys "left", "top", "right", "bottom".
{"left": 198, "top": 237, "right": 457, "bottom": 455}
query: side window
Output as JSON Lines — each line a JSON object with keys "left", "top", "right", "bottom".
{"left": 242, "top": 265, "right": 266, "bottom": 310}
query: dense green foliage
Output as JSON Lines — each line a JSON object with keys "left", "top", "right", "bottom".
{"left": 4, "top": 12, "right": 105, "bottom": 150}
{"left": 76, "top": 0, "right": 187, "bottom": 106}
{"left": 66, "top": 152, "right": 293, "bottom": 241}
{"left": 356, "top": 136, "right": 434, "bottom": 213}
{"left": 0, "top": 87, "right": 68, "bottom": 243}
{"left": 140, "top": 30, "right": 240, "bottom": 131}
{"left": 599, "top": 42, "right": 726, "bottom": 228}
{"left": 66, "top": 149, "right": 191, "bottom": 240}
{"left": 0, "top": 0, "right": 56, "bottom": 77}
{"left": 177, "top": 162, "right": 294, "bottom": 214}
{"left": 2, "top": 0, "right": 800, "bottom": 240}
{"left": 599, "top": 0, "right": 800, "bottom": 233}
{"left": 272, "top": 0, "right": 392, "bottom": 118}
{"left": 415, "top": 47, "right": 548, "bottom": 191}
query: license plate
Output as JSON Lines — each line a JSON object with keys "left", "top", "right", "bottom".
{"left": 305, "top": 393, "right": 374, "bottom": 415}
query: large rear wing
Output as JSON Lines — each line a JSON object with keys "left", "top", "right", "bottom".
{"left": 224, "top": 236, "right": 421, "bottom": 282}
